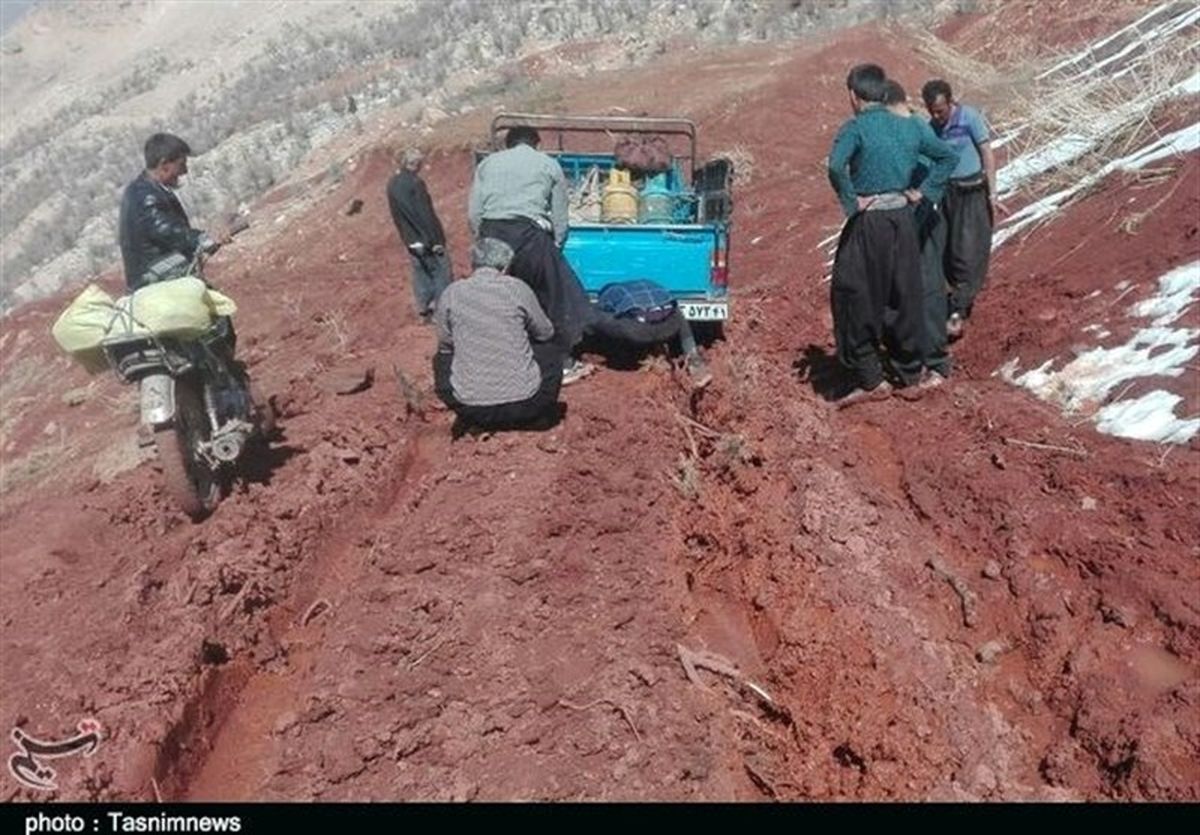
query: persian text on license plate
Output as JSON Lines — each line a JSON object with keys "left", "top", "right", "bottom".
{"left": 680, "top": 302, "right": 728, "bottom": 321}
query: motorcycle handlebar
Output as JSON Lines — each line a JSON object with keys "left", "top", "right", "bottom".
{"left": 191, "top": 216, "right": 251, "bottom": 274}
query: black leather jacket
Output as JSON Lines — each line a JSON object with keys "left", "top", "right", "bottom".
{"left": 386, "top": 170, "right": 447, "bottom": 249}
{"left": 118, "top": 172, "right": 206, "bottom": 291}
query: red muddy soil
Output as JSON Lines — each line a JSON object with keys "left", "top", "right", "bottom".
{"left": 1, "top": 12, "right": 1196, "bottom": 802}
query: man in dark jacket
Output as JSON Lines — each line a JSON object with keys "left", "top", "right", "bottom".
{"left": 119, "top": 132, "right": 229, "bottom": 291}
{"left": 386, "top": 148, "right": 452, "bottom": 322}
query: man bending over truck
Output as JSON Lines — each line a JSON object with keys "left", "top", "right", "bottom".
{"left": 468, "top": 126, "right": 594, "bottom": 386}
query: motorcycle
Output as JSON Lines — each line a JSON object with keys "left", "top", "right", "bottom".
{"left": 100, "top": 227, "right": 274, "bottom": 519}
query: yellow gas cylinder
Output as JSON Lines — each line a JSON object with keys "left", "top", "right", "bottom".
{"left": 601, "top": 168, "right": 638, "bottom": 224}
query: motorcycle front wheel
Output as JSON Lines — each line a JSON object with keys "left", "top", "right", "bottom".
{"left": 155, "top": 375, "right": 220, "bottom": 520}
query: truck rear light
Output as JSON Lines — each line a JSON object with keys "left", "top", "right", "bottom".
{"left": 711, "top": 249, "right": 728, "bottom": 287}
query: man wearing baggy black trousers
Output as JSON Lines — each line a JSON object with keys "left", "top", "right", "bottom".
{"left": 922, "top": 79, "right": 1004, "bottom": 340}
{"left": 827, "top": 65, "right": 958, "bottom": 405}
{"left": 883, "top": 79, "right": 952, "bottom": 384}
{"left": 468, "top": 126, "right": 595, "bottom": 386}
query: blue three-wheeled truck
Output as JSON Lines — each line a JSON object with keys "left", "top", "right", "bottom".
{"left": 481, "top": 113, "right": 734, "bottom": 326}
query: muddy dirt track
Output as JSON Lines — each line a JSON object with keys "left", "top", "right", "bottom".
{"left": 1, "top": 14, "right": 1197, "bottom": 802}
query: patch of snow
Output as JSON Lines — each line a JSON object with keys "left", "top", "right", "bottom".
{"left": 1132, "top": 261, "right": 1200, "bottom": 326}
{"left": 1094, "top": 390, "right": 1200, "bottom": 444}
{"left": 1002, "top": 261, "right": 1200, "bottom": 444}
{"left": 1036, "top": 4, "right": 1200, "bottom": 82}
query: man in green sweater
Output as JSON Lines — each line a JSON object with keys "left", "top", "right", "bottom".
{"left": 827, "top": 64, "right": 958, "bottom": 405}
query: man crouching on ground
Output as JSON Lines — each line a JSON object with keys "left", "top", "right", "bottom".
{"left": 432, "top": 238, "right": 563, "bottom": 433}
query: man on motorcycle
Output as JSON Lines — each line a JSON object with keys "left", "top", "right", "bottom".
{"left": 109, "top": 134, "right": 271, "bottom": 519}
{"left": 119, "top": 131, "right": 243, "bottom": 364}
{"left": 119, "top": 132, "right": 230, "bottom": 291}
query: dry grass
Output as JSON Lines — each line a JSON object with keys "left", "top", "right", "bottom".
{"left": 909, "top": 5, "right": 1198, "bottom": 225}
{"left": 1118, "top": 165, "right": 1185, "bottom": 234}
{"left": 670, "top": 452, "right": 701, "bottom": 500}
{"left": 725, "top": 350, "right": 762, "bottom": 415}
{"left": 713, "top": 432, "right": 752, "bottom": 474}
{"left": 315, "top": 309, "right": 351, "bottom": 352}
{"left": 999, "top": 35, "right": 1198, "bottom": 201}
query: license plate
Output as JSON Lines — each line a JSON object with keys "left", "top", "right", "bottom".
{"left": 680, "top": 302, "right": 728, "bottom": 321}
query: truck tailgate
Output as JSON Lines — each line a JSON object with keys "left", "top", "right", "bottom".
{"left": 564, "top": 224, "right": 723, "bottom": 298}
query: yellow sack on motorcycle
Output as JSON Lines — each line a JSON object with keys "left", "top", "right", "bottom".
{"left": 51, "top": 284, "right": 126, "bottom": 373}
{"left": 127, "top": 277, "right": 237, "bottom": 338}
{"left": 52, "top": 278, "right": 238, "bottom": 374}
{"left": 208, "top": 289, "right": 236, "bottom": 317}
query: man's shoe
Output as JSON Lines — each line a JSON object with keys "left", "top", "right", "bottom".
{"left": 685, "top": 355, "right": 713, "bottom": 390}
{"left": 947, "top": 313, "right": 965, "bottom": 341}
{"left": 562, "top": 360, "right": 596, "bottom": 386}
{"left": 919, "top": 370, "right": 948, "bottom": 389}
{"left": 897, "top": 370, "right": 947, "bottom": 400}
{"left": 835, "top": 380, "right": 893, "bottom": 409}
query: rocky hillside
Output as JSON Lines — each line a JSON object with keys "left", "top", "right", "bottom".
{"left": 0, "top": 0, "right": 973, "bottom": 311}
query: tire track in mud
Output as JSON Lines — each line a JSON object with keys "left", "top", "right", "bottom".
{"left": 0, "top": 314, "right": 437, "bottom": 801}
{"left": 173, "top": 426, "right": 442, "bottom": 799}
{"left": 668, "top": 368, "right": 1056, "bottom": 799}
{"left": 102, "top": 403, "right": 434, "bottom": 801}
{"left": 176, "top": 372, "right": 759, "bottom": 801}
{"left": 674, "top": 189, "right": 1200, "bottom": 798}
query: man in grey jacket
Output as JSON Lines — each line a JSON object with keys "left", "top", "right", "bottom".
{"left": 433, "top": 238, "right": 563, "bottom": 432}
{"left": 468, "top": 126, "right": 593, "bottom": 385}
